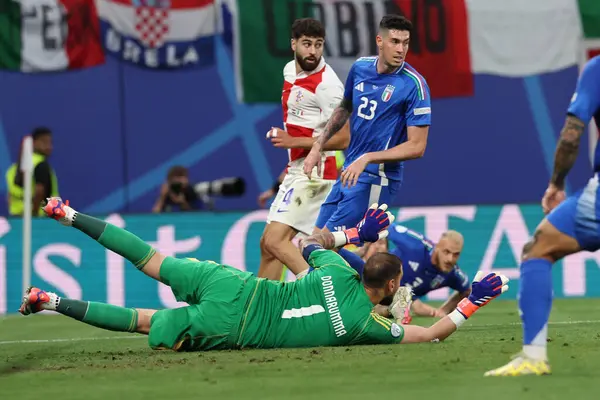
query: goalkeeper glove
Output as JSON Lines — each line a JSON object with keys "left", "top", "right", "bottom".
{"left": 455, "top": 271, "right": 509, "bottom": 320}
{"left": 332, "top": 203, "right": 394, "bottom": 247}
{"left": 389, "top": 286, "right": 413, "bottom": 324}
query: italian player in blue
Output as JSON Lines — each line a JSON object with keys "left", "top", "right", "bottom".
{"left": 384, "top": 225, "right": 470, "bottom": 321}
{"left": 337, "top": 224, "right": 471, "bottom": 323}
{"left": 485, "top": 55, "right": 600, "bottom": 377}
{"left": 303, "top": 14, "right": 431, "bottom": 236}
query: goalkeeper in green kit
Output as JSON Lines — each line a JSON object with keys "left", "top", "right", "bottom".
{"left": 20, "top": 197, "right": 509, "bottom": 350}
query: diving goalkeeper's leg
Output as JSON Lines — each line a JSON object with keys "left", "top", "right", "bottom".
{"left": 42, "top": 197, "right": 165, "bottom": 280}
{"left": 19, "top": 286, "right": 155, "bottom": 334}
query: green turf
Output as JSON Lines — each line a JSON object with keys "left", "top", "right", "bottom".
{"left": 0, "top": 299, "right": 599, "bottom": 400}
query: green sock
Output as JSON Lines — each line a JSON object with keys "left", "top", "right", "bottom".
{"left": 73, "top": 213, "right": 156, "bottom": 270}
{"left": 57, "top": 299, "right": 138, "bottom": 332}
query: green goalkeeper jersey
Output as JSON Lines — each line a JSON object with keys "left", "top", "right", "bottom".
{"left": 236, "top": 249, "right": 405, "bottom": 348}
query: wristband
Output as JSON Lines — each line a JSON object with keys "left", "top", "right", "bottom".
{"left": 331, "top": 231, "right": 348, "bottom": 247}
{"left": 302, "top": 243, "right": 324, "bottom": 262}
{"left": 448, "top": 309, "right": 467, "bottom": 328}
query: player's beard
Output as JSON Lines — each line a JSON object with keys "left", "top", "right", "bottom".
{"left": 381, "top": 50, "right": 404, "bottom": 71}
{"left": 296, "top": 53, "right": 321, "bottom": 72}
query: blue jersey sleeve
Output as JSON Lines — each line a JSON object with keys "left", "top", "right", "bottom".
{"left": 446, "top": 267, "right": 470, "bottom": 293}
{"left": 387, "top": 223, "right": 406, "bottom": 247}
{"left": 404, "top": 75, "right": 432, "bottom": 127}
{"left": 343, "top": 63, "right": 356, "bottom": 101}
{"left": 568, "top": 56, "right": 600, "bottom": 124}
{"left": 388, "top": 224, "right": 430, "bottom": 248}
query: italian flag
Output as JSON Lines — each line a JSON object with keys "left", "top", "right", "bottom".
{"left": 0, "top": 0, "right": 104, "bottom": 72}
{"left": 227, "top": 0, "right": 598, "bottom": 104}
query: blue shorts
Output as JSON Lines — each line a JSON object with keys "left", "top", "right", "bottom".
{"left": 547, "top": 175, "right": 600, "bottom": 251}
{"left": 315, "top": 179, "right": 400, "bottom": 232}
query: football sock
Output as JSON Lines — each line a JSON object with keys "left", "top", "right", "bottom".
{"left": 56, "top": 299, "right": 138, "bottom": 332}
{"left": 519, "top": 258, "right": 553, "bottom": 361}
{"left": 338, "top": 248, "right": 365, "bottom": 276}
{"left": 73, "top": 213, "right": 156, "bottom": 270}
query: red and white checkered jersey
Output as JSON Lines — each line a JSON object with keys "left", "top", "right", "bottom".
{"left": 282, "top": 57, "right": 344, "bottom": 180}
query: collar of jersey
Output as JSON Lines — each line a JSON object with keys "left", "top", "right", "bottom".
{"left": 372, "top": 57, "right": 405, "bottom": 75}
{"left": 297, "top": 56, "right": 326, "bottom": 78}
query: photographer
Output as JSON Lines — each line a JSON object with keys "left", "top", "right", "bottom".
{"left": 153, "top": 166, "right": 201, "bottom": 213}
{"left": 153, "top": 165, "right": 246, "bottom": 213}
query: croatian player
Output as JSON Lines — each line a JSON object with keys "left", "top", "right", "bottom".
{"left": 21, "top": 197, "right": 508, "bottom": 351}
{"left": 258, "top": 18, "right": 349, "bottom": 280}
{"left": 258, "top": 151, "right": 346, "bottom": 209}
{"left": 303, "top": 15, "right": 431, "bottom": 238}
{"left": 485, "top": 56, "right": 600, "bottom": 376}
{"left": 338, "top": 225, "right": 471, "bottom": 322}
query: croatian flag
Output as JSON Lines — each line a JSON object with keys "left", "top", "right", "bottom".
{"left": 96, "top": 0, "right": 217, "bottom": 69}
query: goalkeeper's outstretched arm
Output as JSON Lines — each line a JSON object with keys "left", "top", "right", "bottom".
{"left": 400, "top": 315, "right": 461, "bottom": 343}
{"left": 398, "top": 272, "right": 509, "bottom": 344}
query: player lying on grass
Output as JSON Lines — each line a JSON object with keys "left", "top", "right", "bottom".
{"left": 338, "top": 224, "right": 471, "bottom": 323}
{"left": 20, "top": 198, "right": 508, "bottom": 351}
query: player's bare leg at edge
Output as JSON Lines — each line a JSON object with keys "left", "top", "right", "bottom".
{"left": 483, "top": 219, "right": 579, "bottom": 377}
{"left": 486, "top": 55, "right": 600, "bottom": 376}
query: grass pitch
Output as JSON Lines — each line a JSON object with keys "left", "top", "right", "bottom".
{"left": 1, "top": 299, "right": 599, "bottom": 400}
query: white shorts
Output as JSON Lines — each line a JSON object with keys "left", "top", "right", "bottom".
{"left": 267, "top": 173, "right": 334, "bottom": 235}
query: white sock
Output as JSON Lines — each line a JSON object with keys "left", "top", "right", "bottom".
{"left": 523, "top": 345, "right": 548, "bottom": 361}
{"left": 448, "top": 309, "right": 467, "bottom": 328}
{"left": 41, "top": 292, "right": 60, "bottom": 311}
{"left": 523, "top": 324, "right": 548, "bottom": 361}
{"left": 57, "top": 205, "right": 77, "bottom": 227}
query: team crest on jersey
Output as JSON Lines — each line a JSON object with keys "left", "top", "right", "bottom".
{"left": 295, "top": 90, "right": 304, "bottom": 103}
{"left": 431, "top": 275, "right": 444, "bottom": 289}
{"left": 391, "top": 323, "right": 402, "bottom": 338}
{"left": 381, "top": 85, "right": 395, "bottom": 102}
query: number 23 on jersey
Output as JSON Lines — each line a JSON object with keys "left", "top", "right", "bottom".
{"left": 357, "top": 96, "right": 377, "bottom": 120}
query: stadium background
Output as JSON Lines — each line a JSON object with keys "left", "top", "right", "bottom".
{"left": 0, "top": 0, "right": 599, "bottom": 314}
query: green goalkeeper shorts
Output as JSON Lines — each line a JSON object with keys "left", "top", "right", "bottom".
{"left": 148, "top": 257, "right": 258, "bottom": 351}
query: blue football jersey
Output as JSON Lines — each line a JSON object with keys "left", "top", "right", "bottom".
{"left": 568, "top": 55, "right": 600, "bottom": 171}
{"left": 387, "top": 224, "right": 469, "bottom": 299}
{"left": 343, "top": 57, "right": 431, "bottom": 185}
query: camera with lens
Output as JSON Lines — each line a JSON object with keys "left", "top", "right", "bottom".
{"left": 156, "top": 166, "right": 246, "bottom": 212}
{"left": 193, "top": 177, "right": 246, "bottom": 198}
{"left": 190, "top": 177, "right": 246, "bottom": 210}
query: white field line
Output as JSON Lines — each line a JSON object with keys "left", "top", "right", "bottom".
{"left": 1, "top": 320, "right": 599, "bottom": 346}
{"left": 0, "top": 335, "right": 145, "bottom": 346}
{"left": 462, "top": 319, "right": 600, "bottom": 329}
